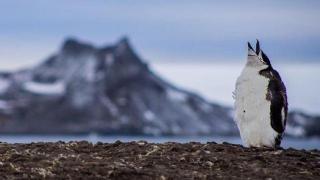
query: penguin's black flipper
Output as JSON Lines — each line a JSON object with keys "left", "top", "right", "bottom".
{"left": 268, "top": 69, "right": 288, "bottom": 134}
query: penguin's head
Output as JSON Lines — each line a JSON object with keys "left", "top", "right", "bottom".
{"left": 246, "top": 40, "right": 272, "bottom": 70}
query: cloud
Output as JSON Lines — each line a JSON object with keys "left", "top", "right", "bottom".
{"left": 0, "top": 0, "right": 319, "bottom": 69}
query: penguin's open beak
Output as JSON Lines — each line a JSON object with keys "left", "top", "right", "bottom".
{"left": 256, "top": 39, "right": 260, "bottom": 54}
{"left": 248, "top": 42, "right": 256, "bottom": 56}
{"left": 248, "top": 42, "right": 254, "bottom": 51}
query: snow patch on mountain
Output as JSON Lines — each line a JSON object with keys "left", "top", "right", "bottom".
{"left": 83, "top": 57, "right": 96, "bottom": 82}
{"left": 0, "top": 78, "right": 10, "bottom": 94}
{"left": 0, "top": 100, "right": 10, "bottom": 110}
{"left": 23, "top": 81, "right": 65, "bottom": 95}
{"left": 105, "top": 54, "right": 114, "bottom": 66}
{"left": 286, "top": 125, "right": 305, "bottom": 137}
{"left": 167, "top": 88, "right": 187, "bottom": 102}
{"left": 144, "top": 110, "right": 156, "bottom": 122}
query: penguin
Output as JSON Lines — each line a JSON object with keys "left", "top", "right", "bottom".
{"left": 233, "top": 40, "right": 288, "bottom": 148}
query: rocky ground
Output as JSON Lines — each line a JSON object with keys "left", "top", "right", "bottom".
{"left": 0, "top": 141, "right": 319, "bottom": 179}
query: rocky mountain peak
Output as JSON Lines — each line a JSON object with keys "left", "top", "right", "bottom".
{"left": 115, "top": 36, "right": 132, "bottom": 52}
{"left": 61, "top": 38, "right": 94, "bottom": 54}
{"left": 113, "top": 36, "right": 140, "bottom": 60}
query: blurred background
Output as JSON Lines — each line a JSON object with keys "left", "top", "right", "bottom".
{"left": 0, "top": 0, "right": 319, "bottom": 149}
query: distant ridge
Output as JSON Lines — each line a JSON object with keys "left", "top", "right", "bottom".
{"left": 0, "top": 37, "right": 318, "bottom": 137}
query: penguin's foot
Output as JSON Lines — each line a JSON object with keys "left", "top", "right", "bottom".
{"left": 274, "top": 145, "right": 283, "bottom": 150}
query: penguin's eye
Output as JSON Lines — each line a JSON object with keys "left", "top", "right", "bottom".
{"left": 258, "top": 57, "right": 265, "bottom": 64}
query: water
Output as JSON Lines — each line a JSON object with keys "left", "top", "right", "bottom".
{"left": 0, "top": 135, "right": 319, "bottom": 150}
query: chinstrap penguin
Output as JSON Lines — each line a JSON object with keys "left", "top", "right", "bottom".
{"left": 234, "top": 40, "right": 288, "bottom": 148}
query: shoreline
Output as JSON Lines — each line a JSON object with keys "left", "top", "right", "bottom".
{"left": 0, "top": 135, "right": 319, "bottom": 150}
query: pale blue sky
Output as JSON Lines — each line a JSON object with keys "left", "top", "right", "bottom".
{"left": 0, "top": 0, "right": 319, "bottom": 70}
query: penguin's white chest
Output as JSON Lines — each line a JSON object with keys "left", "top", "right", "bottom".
{"left": 234, "top": 68, "right": 278, "bottom": 147}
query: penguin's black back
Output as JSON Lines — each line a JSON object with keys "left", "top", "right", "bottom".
{"left": 259, "top": 67, "right": 288, "bottom": 134}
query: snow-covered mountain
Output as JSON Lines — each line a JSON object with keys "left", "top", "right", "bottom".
{"left": 0, "top": 37, "right": 318, "bottom": 137}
